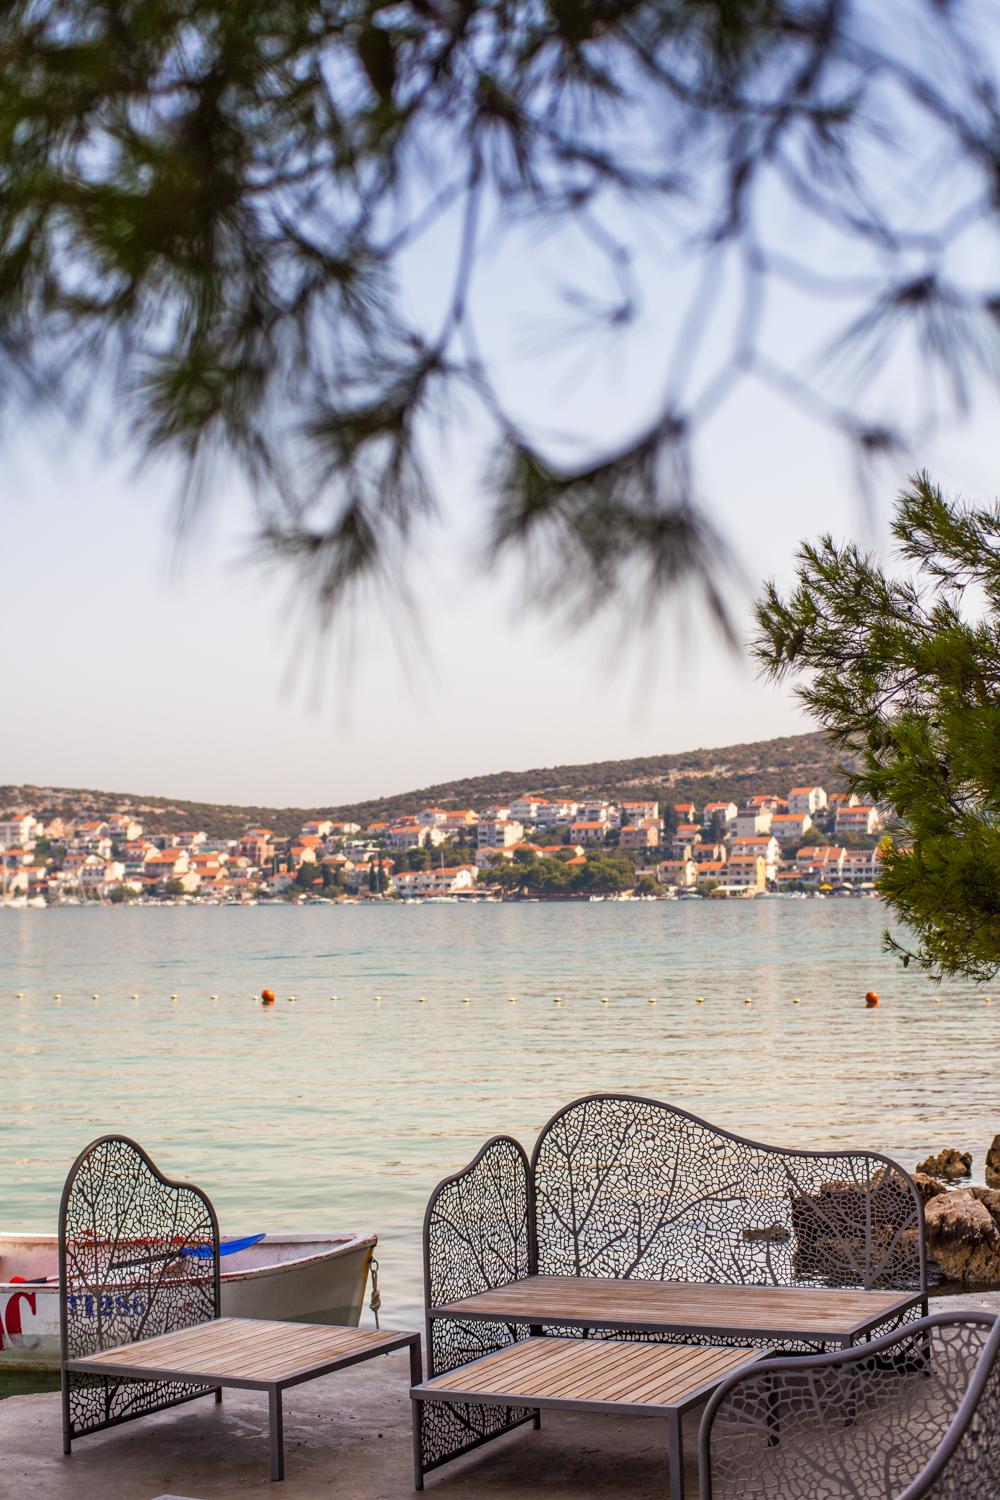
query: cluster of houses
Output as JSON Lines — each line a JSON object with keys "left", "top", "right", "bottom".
{"left": 0, "top": 783, "right": 886, "bottom": 904}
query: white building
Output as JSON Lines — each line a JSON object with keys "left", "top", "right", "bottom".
{"left": 393, "top": 865, "right": 478, "bottom": 897}
{"left": 701, "top": 801, "right": 738, "bottom": 831}
{"left": 734, "top": 806, "right": 773, "bottom": 838}
{"left": 769, "top": 812, "right": 813, "bottom": 842}
{"left": 729, "top": 835, "right": 782, "bottom": 881}
{"left": 621, "top": 800, "right": 660, "bottom": 824}
{"left": 0, "top": 814, "right": 37, "bottom": 850}
{"left": 386, "top": 823, "right": 446, "bottom": 852}
{"left": 834, "top": 805, "right": 883, "bottom": 836}
{"left": 477, "top": 819, "right": 524, "bottom": 849}
{"left": 788, "top": 786, "right": 827, "bottom": 816}
{"left": 569, "top": 821, "right": 609, "bottom": 847}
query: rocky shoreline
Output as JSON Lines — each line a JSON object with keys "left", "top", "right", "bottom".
{"left": 913, "top": 1135, "right": 1000, "bottom": 1285}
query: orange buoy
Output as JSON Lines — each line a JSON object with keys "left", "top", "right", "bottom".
{"left": 261, "top": 987, "right": 276, "bottom": 1006}
{"left": 865, "top": 990, "right": 879, "bottom": 1008}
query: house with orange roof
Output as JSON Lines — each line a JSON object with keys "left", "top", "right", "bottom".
{"left": 729, "top": 834, "right": 781, "bottom": 880}
{"left": 770, "top": 811, "right": 813, "bottom": 840}
{"left": 701, "top": 801, "right": 738, "bottom": 829}
{"left": 672, "top": 801, "right": 696, "bottom": 820}
{"left": 620, "top": 818, "right": 663, "bottom": 849}
{"left": 569, "top": 820, "right": 609, "bottom": 847}
{"left": 655, "top": 857, "right": 697, "bottom": 889}
{"left": 622, "top": 800, "right": 661, "bottom": 824}
{"left": 834, "top": 804, "right": 883, "bottom": 836}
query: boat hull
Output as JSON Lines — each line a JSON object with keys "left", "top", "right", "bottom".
{"left": 0, "top": 1231, "right": 376, "bottom": 1371}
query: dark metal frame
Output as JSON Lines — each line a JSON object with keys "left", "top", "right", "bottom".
{"left": 698, "top": 1310, "right": 1000, "bottom": 1499}
{"left": 67, "top": 1320, "right": 423, "bottom": 1482}
{"left": 420, "top": 1094, "right": 928, "bottom": 1479}
{"left": 412, "top": 1337, "right": 770, "bottom": 1500}
{"left": 58, "top": 1134, "right": 222, "bottom": 1455}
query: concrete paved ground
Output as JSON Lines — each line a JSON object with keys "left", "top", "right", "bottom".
{"left": 0, "top": 1350, "right": 697, "bottom": 1500}
{"left": 4, "top": 1295, "right": 998, "bottom": 1500}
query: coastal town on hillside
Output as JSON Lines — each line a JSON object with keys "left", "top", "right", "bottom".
{"left": 0, "top": 784, "right": 889, "bottom": 906}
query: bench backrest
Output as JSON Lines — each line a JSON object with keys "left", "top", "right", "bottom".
{"left": 699, "top": 1311, "right": 1000, "bottom": 1498}
{"left": 59, "top": 1134, "right": 220, "bottom": 1441}
{"left": 530, "top": 1094, "right": 925, "bottom": 1292}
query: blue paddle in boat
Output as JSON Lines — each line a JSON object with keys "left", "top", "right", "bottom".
{"left": 180, "top": 1233, "right": 266, "bottom": 1259}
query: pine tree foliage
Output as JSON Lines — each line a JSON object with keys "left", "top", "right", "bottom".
{"left": 754, "top": 474, "right": 1000, "bottom": 980}
{"left": 2, "top": 3, "right": 1000, "bottom": 627}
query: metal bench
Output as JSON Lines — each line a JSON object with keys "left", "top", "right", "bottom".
{"left": 420, "top": 1094, "right": 926, "bottom": 1479}
{"left": 699, "top": 1309, "right": 1000, "bottom": 1498}
{"left": 59, "top": 1135, "right": 420, "bottom": 1481}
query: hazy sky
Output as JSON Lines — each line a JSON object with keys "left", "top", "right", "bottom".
{"left": 4, "top": 92, "right": 999, "bottom": 808}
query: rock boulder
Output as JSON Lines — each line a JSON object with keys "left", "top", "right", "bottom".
{"left": 911, "top": 1172, "right": 946, "bottom": 1204}
{"left": 923, "top": 1187, "right": 1000, "bottom": 1283}
{"left": 985, "top": 1134, "right": 1000, "bottom": 1189}
{"left": 915, "top": 1148, "right": 972, "bottom": 1179}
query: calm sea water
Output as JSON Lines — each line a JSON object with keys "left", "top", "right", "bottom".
{"left": 2, "top": 901, "right": 996, "bottom": 1332}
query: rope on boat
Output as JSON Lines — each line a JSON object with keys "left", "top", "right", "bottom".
{"left": 369, "top": 1257, "right": 381, "bottom": 1329}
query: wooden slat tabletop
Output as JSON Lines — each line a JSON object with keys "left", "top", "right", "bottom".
{"left": 434, "top": 1275, "right": 913, "bottom": 1338}
{"left": 68, "top": 1317, "right": 407, "bottom": 1385}
{"left": 421, "top": 1337, "right": 761, "bottom": 1411}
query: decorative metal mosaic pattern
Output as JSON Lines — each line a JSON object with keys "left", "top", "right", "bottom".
{"left": 60, "top": 1135, "right": 219, "bottom": 1441}
{"left": 702, "top": 1314, "right": 1000, "bottom": 1499}
{"left": 532, "top": 1095, "right": 924, "bottom": 1295}
{"left": 421, "top": 1135, "right": 533, "bottom": 1472}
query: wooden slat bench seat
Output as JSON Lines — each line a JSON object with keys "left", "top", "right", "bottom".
{"left": 432, "top": 1274, "right": 921, "bottom": 1347}
{"left": 412, "top": 1336, "right": 767, "bottom": 1498}
{"left": 66, "top": 1316, "right": 421, "bottom": 1481}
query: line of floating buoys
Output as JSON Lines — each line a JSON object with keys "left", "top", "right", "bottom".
{"left": 865, "top": 990, "right": 879, "bottom": 1008}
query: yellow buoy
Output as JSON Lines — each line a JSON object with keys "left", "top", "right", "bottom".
{"left": 330, "top": 995, "right": 338, "bottom": 1002}
{"left": 793, "top": 997, "right": 801, "bottom": 1005}
{"left": 744, "top": 997, "right": 753, "bottom": 1005}
{"left": 54, "top": 994, "right": 62, "bottom": 1004}
{"left": 419, "top": 995, "right": 427, "bottom": 1004}
{"left": 508, "top": 995, "right": 517, "bottom": 1003}
{"left": 648, "top": 996, "right": 657, "bottom": 1006}
{"left": 554, "top": 995, "right": 563, "bottom": 1006}
{"left": 696, "top": 996, "right": 705, "bottom": 1005}
{"left": 374, "top": 994, "right": 382, "bottom": 1002}
{"left": 16, "top": 991, "right": 24, "bottom": 999}
{"left": 131, "top": 992, "right": 139, "bottom": 1000}
{"left": 987, "top": 996, "right": 993, "bottom": 1004}
{"left": 288, "top": 995, "right": 297, "bottom": 1003}
{"left": 170, "top": 993, "right": 178, "bottom": 1002}
{"left": 601, "top": 997, "right": 609, "bottom": 1005}
{"left": 934, "top": 995, "right": 941, "bottom": 1004}
{"left": 92, "top": 993, "right": 100, "bottom": 1001}
{"left": 211, "top": 993, "right": 219, "bottom": 1001}
{"left": 463, "top": 996, "right": 471, "bottom": 1005}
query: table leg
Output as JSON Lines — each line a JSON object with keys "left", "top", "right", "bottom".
{"left": 411, "top": 1398, "right": 425, "bottom": 1492}
{"left": 269, "top": 1387, "right": 285, "bottom": 1482}
{"left": 410, "top": 1341, "right": 425, "bottom": 1492}
{"left": 666, "top": 1409, "right": 684, "bottom": 1500}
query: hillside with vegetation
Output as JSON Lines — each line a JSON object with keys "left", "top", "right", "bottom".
{"left": 1, "top": 731, "right": 849, "bottom": 840}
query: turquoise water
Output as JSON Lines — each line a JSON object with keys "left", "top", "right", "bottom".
{"left": 2, "top": 901, "right": 996, "bottom": 1329}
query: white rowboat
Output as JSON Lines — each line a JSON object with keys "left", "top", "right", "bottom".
{"left": 0, "top": 1230, "right": 377, "bottom": 1371}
